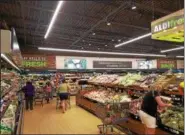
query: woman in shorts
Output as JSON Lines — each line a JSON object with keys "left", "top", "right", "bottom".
{"left": 57, "top": 79, "right": 70, "bottom": 113}
{"left": 139, "top": 86, "right": 172, "bottom": 134}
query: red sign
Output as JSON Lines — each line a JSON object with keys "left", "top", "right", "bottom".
{"left": 157, "top": 59, "right": 177, "bottom": 69}
{"left": 22, "top": 55, "right": 56, "bottom": 69}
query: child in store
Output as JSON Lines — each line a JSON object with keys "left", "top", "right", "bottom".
{"left": 45, "top": 82, "right": 52, "bottom": 103}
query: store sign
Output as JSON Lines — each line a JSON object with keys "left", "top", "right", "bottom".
{"left": 151, "top": 9, "right": 184, "bottom": 43}
{"left": 157, "top": 59, "right": 177, "bottom": 69}
{"left": 93, "top": 61, "right": 132, "bottom": 68}
{"left": 64, "top": 58, "right": 87, "bottom": 69}
{"left": 137, "top": 60, "right": 156, "bottom": 69}
{"left": 22, "top": 55, "right": 56, "bottom": 69}
{"left": 177, "top": 60, "right": 184, "bottom": 69}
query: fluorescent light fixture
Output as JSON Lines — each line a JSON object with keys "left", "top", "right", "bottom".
{"left": 1, "top": 53, "right": 20, "bottom": 71}
{"left": 161, "top": 46, "right": 184, "bottom": 53}
{"left": 92, "top": 33, "right": 96, "bottom": 35}
{"left": 176, "top": 56, "right": 184, "bottom": 58}
{"left": 132, "top": 6, "right": 136, "bottom": 10}
{"left": 13, "top": 42, "right": 20, "bottom": 50}
{"left": 107, "top": 22, "right": 111, "bottom": 26}
{"left": 38, "top": 47, "right": 166, "bottom": 57}
{"left": 44, "top": 1, "right": 64, "bottom": 39}
{"left": 115, "top": 33, "right": 151, "bottom": 48}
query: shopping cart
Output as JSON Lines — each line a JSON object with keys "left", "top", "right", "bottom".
{"left": 96, "top": 101, "right": 132, "bottom": 135}
{"left": 56, "top": 93, "right": 71, "bottom": 109}
{"left": 34, "top": 88, "right": 46, "bottom": 107}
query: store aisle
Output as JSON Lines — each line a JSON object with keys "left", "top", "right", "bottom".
{"left": 23, "top": 96, "right": 102, "bottom": 134}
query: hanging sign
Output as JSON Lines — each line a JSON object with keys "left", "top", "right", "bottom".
{"left": 22, "top": 55, "right": 56, "bottom": 69}
{"left": 157, "top": 59, "right": 177, "bottom": 69}
{"left": 177, "top": 60, "right": 184, "bottom": 69}
{"left": 93, "top": 61, "right": 132, "bottom": 68}
{"left": 151, "top": 9, "right": 184, "bottom": 43}
{"left": 64, "top": 58, "right": 87, "bottom": 69}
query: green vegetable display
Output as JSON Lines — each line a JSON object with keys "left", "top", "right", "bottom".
{"left": 160, "top": 106, "right": 184, "bottom": 131}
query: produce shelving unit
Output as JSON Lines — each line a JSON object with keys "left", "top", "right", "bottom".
{"left": 0, "top": 101, "right": 12, "bottom": 120}
{"left": 77, "top": 70, "right": 184, "bottom": 135}
{"left": 0, "top": 70, "right": 24, "bottom": 135}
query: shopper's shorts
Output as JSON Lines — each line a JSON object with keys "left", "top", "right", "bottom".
{"left": 59, "top": 93, "right": 69, "bottom": 100}
{"left": 138, "top": 110, "right": 157, "bottom": 128}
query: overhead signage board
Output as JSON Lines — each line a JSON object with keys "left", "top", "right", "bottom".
{"left": 22, "top": 55, "right": 56, "bottom": 69}
{"left": 151, "top": 9, "right": 184, "bottom": 43}
{"left": 157, "top": 59, "right": 177, "bottom": 69}
{"left": 93, "top": 61, "right": 132, "bottom": 68}
{"left": 64, "top": 58, "right": 87, "bottom": 69}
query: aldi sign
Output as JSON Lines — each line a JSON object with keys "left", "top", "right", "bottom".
{"left": 151, "top": 9, "right": 184, "bottom": 43}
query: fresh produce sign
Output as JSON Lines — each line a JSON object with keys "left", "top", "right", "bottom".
{"left": 157, "top": 59, "right": 177, "bottom": 69}
{"left": 22, "top": 55, "right": 56, "bottom": 69}
{"left": 151, "top": 9, "right": 184, "bottom": 43}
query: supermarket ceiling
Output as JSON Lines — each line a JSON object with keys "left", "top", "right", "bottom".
{"left": 0, "top": 0, "right": 184, "bottom": 57}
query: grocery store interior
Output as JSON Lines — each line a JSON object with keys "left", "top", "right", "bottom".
{"left": 0, "top": 0, "right": 184, "bottom": 135}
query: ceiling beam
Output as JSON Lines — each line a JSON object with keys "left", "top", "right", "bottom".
{"left": 18, "top": 1, "right": 26, "bottom": 46}
{"left": 3, "top": 14, "right": 132, "bottom": 39}
{"left": 9, "top": 2, "right": 150, "bottom": 31}
{"left": 71, "top": 2, "right": 130, "bottom": 46}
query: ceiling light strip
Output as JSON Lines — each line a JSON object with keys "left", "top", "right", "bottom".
{"left": 1, "top": 54, "right": 20, "bottom": 71}
{"left": 38, "top": 47, "right": 166, "bottom": 57}
{"left": 115, "top": 33, "right": 152, "bottom": 48}
{"left": 44, "top": 1, "right": 64, "bottom": 39}
{"left": 176, "top": 56, "right": 184, "bottom": 58}
{"left": 161, "top": 46, "right": 184, "bottom": 53}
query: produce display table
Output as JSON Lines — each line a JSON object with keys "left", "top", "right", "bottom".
{"left": 117, "top": 118, "right": 170, "bottom": 135}
{"left": 76, "top": 94, "right": 170, "bottom": 135}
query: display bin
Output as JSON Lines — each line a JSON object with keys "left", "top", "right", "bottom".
{"left": 83, "top": 98, "right": 91, "bottom": 109}
{"left": 158, "top": 124, "right": 183, "bottom": 135}
{"left": 157, "top": 115, "right": 184, "bottom": 135}
{"left": 76, "top": 94, "right": 82, "bottom": 106}
{"left": 90, "top": 101, "right": 97, "bottom": 112}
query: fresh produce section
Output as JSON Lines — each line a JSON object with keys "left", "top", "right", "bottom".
{"left": 0, "top": 70, "right": 24, "bottom": 134}
{"left": 77, "top": 70, "right": 184, "bottom": 135}
{"left": 83, "top": 90, "right": 131, "bottom": 103}
{"left": 159, "top": 106, "right": 184, "bottom": 134}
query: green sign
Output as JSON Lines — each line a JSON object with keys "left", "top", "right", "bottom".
{"left": 22, "top": 61, "right": 47, "bottom": 68}
{"left": 151, "top": 9, "right": 184, "bottom": 43}
{"left": 160, "top": 63, "right": 175, "bottom": 69}
{"left": 22, "top": 55, "right": 47, "bottom": 68}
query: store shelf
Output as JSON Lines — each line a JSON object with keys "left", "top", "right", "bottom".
{"left": 15, "top": 101, "right": 24, "bottom": 135}
{"left": 0, "top": 100, "right": 12, "bottom": 120}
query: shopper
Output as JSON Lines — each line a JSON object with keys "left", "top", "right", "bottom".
{"left": 138, "top": 86, "right": 172, "bottom": 135}
{"left": 50, "top": 79, "right": 55, "bottom": 99}
{"left": 22, "top": 81, "right": 35, "bottom": 110}
{"left": 57, "top": 79, "right": 70, "bottom": 113}
{"left": 45, "top": 82, "right": 52, "bottom": 103}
